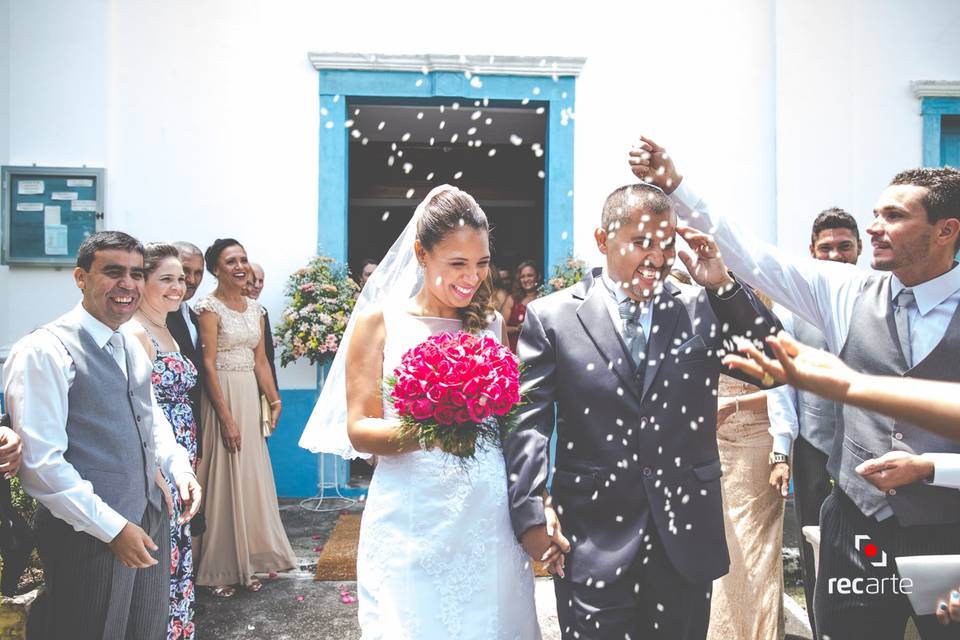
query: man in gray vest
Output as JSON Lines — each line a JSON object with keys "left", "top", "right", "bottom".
{"left": 631, "top": 137, "right": 960, "bottom": 639}
{"left": 2, "top": 231, "right": 201, "bottom": 639}
{"left": 767, "top": 207, "right": 863, "bottom": 636}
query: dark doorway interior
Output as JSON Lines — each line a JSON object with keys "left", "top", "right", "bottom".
{"left": 347, "top": 98, "right": 547, "bottom": 278}
{"left": 346, "top": 98, "right": 547, "bottom": 479}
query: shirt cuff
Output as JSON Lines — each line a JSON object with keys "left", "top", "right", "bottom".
{"left": 93, "top": 507, "right": 129, "bottom": 543}
{"left": 920, "top": 453, "right": 960, "bottom": 490}
{"left": 772, "top": 434, "right": 794, "bottom": 457}
{"left": 670, "top": 181, "right": 702, "bottom": 213}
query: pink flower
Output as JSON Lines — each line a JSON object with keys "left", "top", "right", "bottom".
{"left": 410, "top": 398, "right": 434, "bottom": 421}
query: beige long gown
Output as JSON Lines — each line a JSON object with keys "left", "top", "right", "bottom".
{"left": 193, "top": 295, "right": 297, "bottom": 587}
{"left": 707, "top": 375, "right": 785, "bottom": 640}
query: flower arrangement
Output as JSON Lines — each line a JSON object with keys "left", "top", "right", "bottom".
{"left": 543, "top": 254, "right": 587, "bottom": 293}
{"left": 385, "top": 331, "right": 523, "bottom": 461}
{"left": 274, "top": 256, "right": 359, "bottom": 367}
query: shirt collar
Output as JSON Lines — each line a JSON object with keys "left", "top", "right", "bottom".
{"left": 600, "top": 268, "right": 630, "bottom": 304}
{"left": 69, "top": 302, "right": 118, "bottom": 349}
{"left": 890, "top": 262, "right": 960, "bottom": 316}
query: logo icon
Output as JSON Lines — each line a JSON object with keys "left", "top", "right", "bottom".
{"left": 855, "top": 534, "right": 887, "bottom": 567}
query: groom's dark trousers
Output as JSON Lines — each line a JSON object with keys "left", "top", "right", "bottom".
{"left": 507, "top": 269, "right": 782, "bottom": 639}
{"left": 31, "top": 503, "right": 169, "bottom": 640}
{"left": 553, "top": 525, "right": 713, "bottom": 638}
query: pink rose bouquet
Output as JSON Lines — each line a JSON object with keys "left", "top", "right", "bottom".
{"left": 386, "top": 331, "right": 523, "bottom": 460}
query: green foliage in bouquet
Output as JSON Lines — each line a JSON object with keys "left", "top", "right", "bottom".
{"left": 274, "top": 256, "right": 359, "bottom": 367}
{"left": 542, "top": 254, "right": 587, "bottom": 294}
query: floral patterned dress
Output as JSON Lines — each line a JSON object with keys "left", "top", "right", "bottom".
{"left": 148, "top": 333, "right": 199, "bottom": 640}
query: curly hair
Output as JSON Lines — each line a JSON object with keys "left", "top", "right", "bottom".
{"left": 416, "top": 188, "right": 495, "bottom": 333}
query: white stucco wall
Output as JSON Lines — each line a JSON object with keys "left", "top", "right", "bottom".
{"left": 774, "top": 0, "right": 960, "bottom": 259}
{"left": 1, "top": 0, "right": 955, "bottom": 386}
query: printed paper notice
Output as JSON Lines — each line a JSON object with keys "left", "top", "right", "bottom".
{"left": 44, "top": 206, "right": 61, "bottom": 226}
{"left": 17, "top": 180, "right": 44, "bottom": 195}
{"left": 45, "top": 225, "right": 69, "bottom": 255}
{"left": 71, "top": 200, "right": 96, "bottom": 212}
{"left": 51, "top": 192, "right": 78, "bottom": 201}
{"left": 16, "top": 202, "right": 44, "bottom": 212}
{"left": 67, "top": 179, "right": 93, "bottom": 188}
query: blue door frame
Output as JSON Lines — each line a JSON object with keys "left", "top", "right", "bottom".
{"left": 920, "top": 97, "right": 960, "bottom": 167}
{"left": 306, "top": 68, "right": 577, "bottom": 497}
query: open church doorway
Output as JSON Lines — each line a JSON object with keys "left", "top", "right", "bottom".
{"left": 346, "top": 98, "right": 547, "bottom": 481}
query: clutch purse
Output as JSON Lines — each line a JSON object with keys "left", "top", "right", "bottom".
{"left": 896, "top": 554, "right": 960, "bottom": 615}
{"left": 259, "top": 394, "right": 275, "bottom": 438}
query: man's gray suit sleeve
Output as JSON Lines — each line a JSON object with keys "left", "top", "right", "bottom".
{"left": 505, "top": 301, "right": 555, "bottom": 541}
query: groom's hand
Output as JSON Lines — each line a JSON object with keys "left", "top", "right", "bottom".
{"left": 677, "top": 225, "right": 736, "bottom": 293}
{"left": 628, "top": 135, "right": 683, "bottom": 194}
{"left": 521, "top": 503, "right": 571, "bottom": 575}
{"left": 108, "top": 521, "right": 160, "bottom": 569}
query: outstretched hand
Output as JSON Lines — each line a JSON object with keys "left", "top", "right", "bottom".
{"left": 723, "top": 331, "right": 856, "bottom": 397}
{"left": 628, "top": 135, "right": 683, "bottom": 194}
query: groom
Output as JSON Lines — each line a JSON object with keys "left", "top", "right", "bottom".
{"left": 506, "top": 183, "right": 781, "bottom": 639}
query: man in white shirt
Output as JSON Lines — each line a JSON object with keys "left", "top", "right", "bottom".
{"left": 630, "top": 138, "right": 960, "bottom": 639}
{"left": 3, "top": 231, "right": 201, "bottom": 639}
{"left": 766, "top": 207, "right": 863, "bottom": 637}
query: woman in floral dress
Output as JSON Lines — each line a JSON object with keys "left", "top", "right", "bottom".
{"left": 131, "top": 243, "right": 199, "bottom": 640}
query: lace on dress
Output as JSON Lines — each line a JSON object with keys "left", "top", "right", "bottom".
{"left": 193, "top": 296, "right": 265, "bottom": 372}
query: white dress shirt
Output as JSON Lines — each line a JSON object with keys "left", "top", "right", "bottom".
{"left": 181, "top": 302, "right": 199, "bottom": 348}
{"left": 671, "top": 182, "right": 960, "bottom": 494}
{"left": 1, "top": 303, "right": 195, "bottom": 543}
{"left": 766, "top": 306, "right": 802, "bottom": 456}
{"left": 599, "top": 269, "right": 654, "bottom": 342}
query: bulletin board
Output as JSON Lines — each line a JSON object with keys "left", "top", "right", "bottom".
{"left": 1, "top": 166, "right": 105, "bottom": 266}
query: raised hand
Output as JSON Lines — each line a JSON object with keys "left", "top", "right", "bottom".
{"left": 676, "top": 225, "right": 735, "bottom": 293}
{"left": 628, "top": 135, "right": 683, "bottom": 194}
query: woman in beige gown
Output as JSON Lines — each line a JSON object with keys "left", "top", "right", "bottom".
{"left": 193, "top": 238, "right": 297, "bottom": 596}
{"left": 707, "top": 373, "right": 786, "bottom": 640}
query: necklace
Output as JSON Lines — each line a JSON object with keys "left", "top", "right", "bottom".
{"left": 140, "top": 312, "right": 167, "bottom": 330}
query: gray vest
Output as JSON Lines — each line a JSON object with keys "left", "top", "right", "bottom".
{"left": 793, "top": 317, "right": 839, "bottom": 455}
{"left": 831, "top": 276, "right": 960, "bottom": 526}
{"left": 43, "top": 319, "right": 161, "bottom": 526}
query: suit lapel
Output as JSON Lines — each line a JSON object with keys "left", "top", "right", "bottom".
{"left": 576, "top": 277, "right": 641, "bottom": 402}
{"left": 641, "top": 283, "right": 683, "bottom": 399}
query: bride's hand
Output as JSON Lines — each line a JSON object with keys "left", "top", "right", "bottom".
{"left": 539, "top": 500, "right": 570, "bottom": 577}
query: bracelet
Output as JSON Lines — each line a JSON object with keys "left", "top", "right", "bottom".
{"left": 270, "top": 400, "right": 282, "bottom": 407}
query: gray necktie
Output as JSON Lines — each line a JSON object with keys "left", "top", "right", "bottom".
{"left": 894, "top": 288, "right": 915, "bottom": 368}
{"left": 105, "top": 331, "right": 128, "bottom": 379}
{"left": 618, "top": 298, "right": 647, "bottom": 382}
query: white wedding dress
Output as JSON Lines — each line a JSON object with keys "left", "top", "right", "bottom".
{"left": 356, "top": 308, "right": 541, "bottom": 639}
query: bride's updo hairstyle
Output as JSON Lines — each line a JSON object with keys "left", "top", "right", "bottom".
{"left": 416, "top": 188, "right": 496, "bottom": 333}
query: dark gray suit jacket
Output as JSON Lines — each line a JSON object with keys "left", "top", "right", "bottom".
{"left": 506, "top": 268, "right": 782, "bottom": 585}
{"left": 167, "top": 305, "right": 203, "bottom": 454}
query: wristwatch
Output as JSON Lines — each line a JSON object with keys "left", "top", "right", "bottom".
{"left": 769, "top": 452, "right": 789, "bottom": 466}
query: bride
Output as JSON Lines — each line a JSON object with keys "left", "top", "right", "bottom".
{"left": 300, "top": 186, "right": 544, "bottom": 639}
